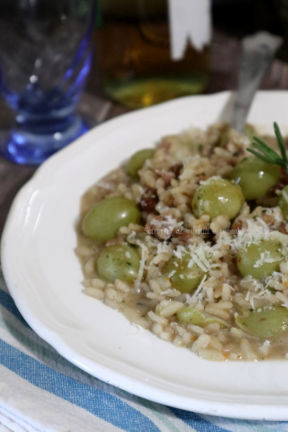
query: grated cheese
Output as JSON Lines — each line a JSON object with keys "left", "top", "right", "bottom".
{"left": 173, "top": 245, "right": 186, "bottom": 260}
{"left": 168, "top": 269, "right": 176, "bottom": 278}
{"left": 263, "top": 207, "right": 283, "bottom": 225}
{"left": 240, "top": 275, "right": 270, "bottom": 309}
{"left": 240, "top": 275, "right": 264, "bottom": 292}
{"left": 190, "top": 274, "right": 208, "bottom": 302}
{"left": 264, "top": 271, "right": 282, "bottom": 290}
{"left": 230, "top": 217, "right": 271, "bottom": 251}
{"left": 134, "top": 240, "right": 148, "bottom": 293}
{"left": 173, "top": 243, "right": 214, "bottom": 273}
{"left": 199, "top": 175, "right": 222, "bottom": 186}
{"left": 188, "top": 254, "right": 208, "bottom": 272}
{"left": 254, "top": 251, "right": 281, "bottom": 268}
{"left": 150, "top": 214, "right": 183, "bottom": 231}
{"left": 156, "top": 242, "right": 172, "bottom": 255}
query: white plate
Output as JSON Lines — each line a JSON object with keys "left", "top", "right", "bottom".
{"left": 2, "top": 91, "right": 288, "bottom": 421}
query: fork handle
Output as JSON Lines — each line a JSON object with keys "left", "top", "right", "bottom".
{"left": 231, "top": 32, "right": 282, "bottom": 133}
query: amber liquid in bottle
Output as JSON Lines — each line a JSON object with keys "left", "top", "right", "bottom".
{"left": 95, "top": 0, "right": 210, "bottom": 108}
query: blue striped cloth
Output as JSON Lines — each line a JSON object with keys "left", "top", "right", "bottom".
{"left": 0, "top": 267, "right": 287, "bottom": 432}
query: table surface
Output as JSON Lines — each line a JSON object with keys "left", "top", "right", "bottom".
{"left": 1, "top": 31, "right": 288, "bottom": 236}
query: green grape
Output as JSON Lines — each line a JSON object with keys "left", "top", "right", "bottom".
{"left": 125, "top": 148, "right": 155, "bottom": 177}
{"left": 97, "top": 244, "right": 140, "bottom": 283}
{"left": 237, "top": 239, "right": 283, "bottom": 279}
{"left": 278, "top": 185, "right": 288, "bottom": 221}
{"left": 82, "top": 196, "right": 140, "bottom": 242}
{"left": 163, "top": 255, "right": 204, "bottom": 293}
{"left": 235, "top": 306, "right": 288, "bottom": 338}
{"left": 192, "top": 178, "right": 244, "bottom": 220}
{"left": 177, "top": 307, "right": 228, "bottom": 327}
{"left": 229, "top": 157, "right": 281, "bottom": 200}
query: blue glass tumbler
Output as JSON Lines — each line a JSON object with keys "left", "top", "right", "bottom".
{"left": 0, "top": 0, "right": 94, "bottom": 165}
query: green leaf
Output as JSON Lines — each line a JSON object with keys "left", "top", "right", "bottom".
{"left": 274, "top": 122, "right": 287, "bottom": 164}
{"left": 252, "top": 137, "right": 282, "bottom": 162}
{"left": 247, "top": 148, "right": 284, "bottom": 166}
{"left": 247, "top": 123, "right": 288, "bottom": 174}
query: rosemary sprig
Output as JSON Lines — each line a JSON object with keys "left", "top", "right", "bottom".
{"left": 247, "top": 122, "right": 288, "bottom": 175}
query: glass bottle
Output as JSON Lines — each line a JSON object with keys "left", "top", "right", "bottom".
{"left": 95, "top": 0, "right": 211, "bottom": 108}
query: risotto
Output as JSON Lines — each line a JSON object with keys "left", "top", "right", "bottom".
{"left": 76, "top": 123, "right": 288, "bottom": 361}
